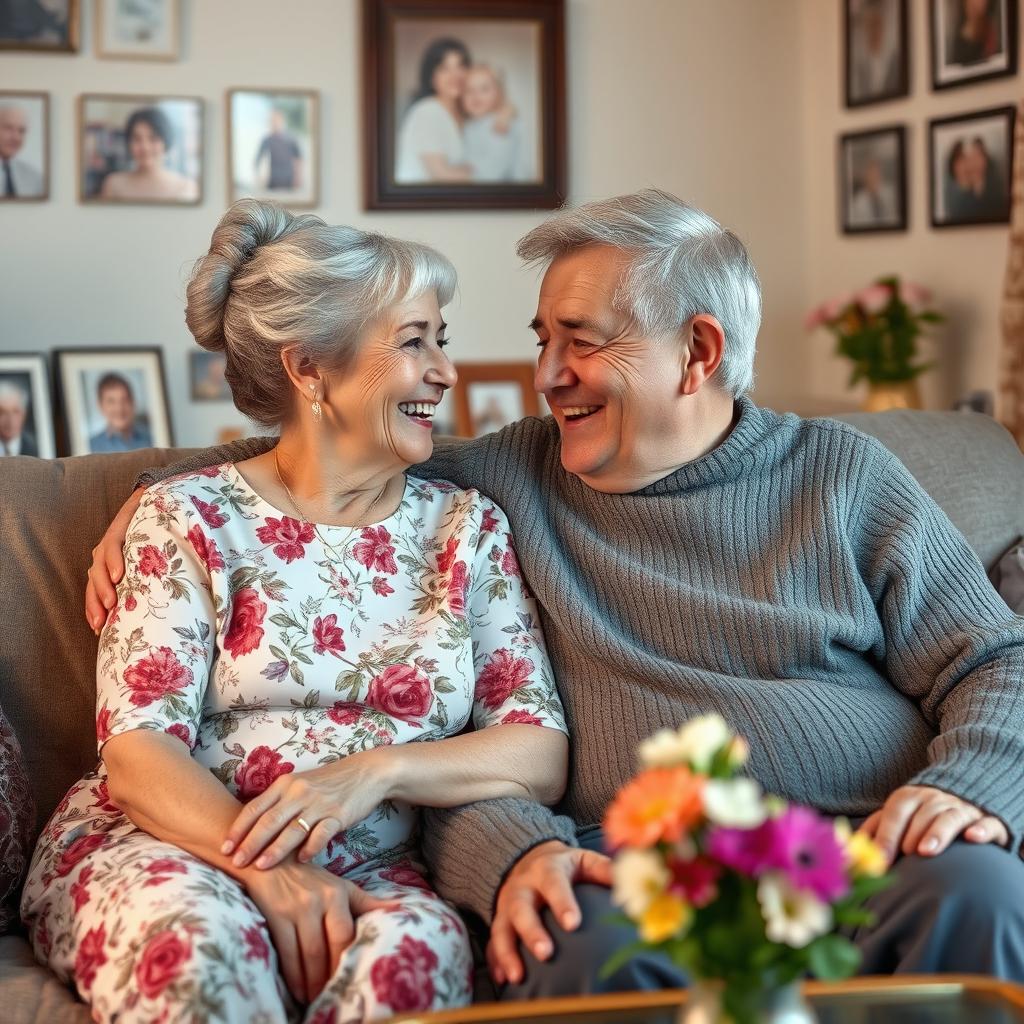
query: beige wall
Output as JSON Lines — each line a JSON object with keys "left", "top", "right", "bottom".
{"left": 799, "top": 0, "right": 1022, "bottom": 411}
{"left": 1, "top": 0, "right": 806, "bottom": 446}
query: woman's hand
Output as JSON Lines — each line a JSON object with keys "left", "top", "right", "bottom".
{"left": 224, "top": 748, "right": 396, "bottom": 870}
{"left": 245, "top": 860, "right": 394, "bottom": 1003}
{"left": 86, "top": 485, "right": 144, "bottom": 633}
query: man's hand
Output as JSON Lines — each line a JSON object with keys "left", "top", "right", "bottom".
{"left": 86, "top": 486, "right": 144, "bottom": 634}
{"left": 858, "top": 785, "right": 1009, "bottom": 866}
{"left": 486, "top": 840, "right": 612, "bottom": 987}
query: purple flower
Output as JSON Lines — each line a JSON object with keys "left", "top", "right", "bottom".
{"left": 707, "top": 821, "right": 776, "bottom": 877}
{"left": 261, "top": 659, "right": 289, "bottom": 682}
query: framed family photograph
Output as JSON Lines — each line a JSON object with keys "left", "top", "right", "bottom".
{"left": 95, "top": 0, "right": 179, "bottom": 61}
{"left": 189, "top": 351, "right": 231, "bottom": 402}
{"left": 930, "top": 0, "right": 1018, "bottom": 90}
{"left": 0, "top": 0, "right": 79, "bottom": 52}
{"left": 453, "top": 362, "right": 539, "bottom": 437}
{"left": 845, "top": 0, "right": 909, "bottom": 107}
{"left": 227, "top": 88, "right": 319, "bottom": 207}
{"left": 78, "top": 94, "right": 202, "bottom": 205}
{"left": 54, "top": 348, "right": 173, "bottom": 456}
{"left": 0, "top": 353, "right": 55, "bottom": 459}
{"left": 363, "top": 0, "right": 566, "bottom": 210}
{"left": 930, "top": 105, "right": 1015, "bottom": 227}
{"left": 0, "top": 91, "right": 49, "bottom": 201}
{"left": 839, "top": 125, "right": 907, "bottom": 234}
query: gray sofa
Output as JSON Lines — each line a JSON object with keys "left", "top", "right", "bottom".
{"left": 1, "top": 409, "right": 1022, "bottom": 1023}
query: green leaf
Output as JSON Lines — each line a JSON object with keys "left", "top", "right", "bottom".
{"left": 269, "top": 612, "right": 301, "bottom": 630}
{"left": 807, "top": 934, "right": 861, "bottom": 981}
{"left": 434, "top": 675, "right": 457, "bottom": 694}
{"left": 292, "top": 649, "right": 314, "bottom": 666}
{"left": 289, "top": 662, "right": 305, "bottom": 686}
{"left": 598, "top": 939, "right": 651, "bottom": 980}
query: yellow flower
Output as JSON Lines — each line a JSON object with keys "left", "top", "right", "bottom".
{"left": 846, "top": 830, "right": 887, "bottom": 878}
{"left": 638, "top": 891, "right": 692, "bottom": 944}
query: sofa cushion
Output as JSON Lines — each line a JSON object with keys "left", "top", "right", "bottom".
{"left": 0, "top": 935, "right": 91, "bottom": 1024}
{"left": 837, "top": 409, "right": 1024, "bottom": 572}
{"left": 0, "top": 449, "right": 197, "bottom": 843}
{"left": 0, "top": 710, "right": 34, "bottom": 933}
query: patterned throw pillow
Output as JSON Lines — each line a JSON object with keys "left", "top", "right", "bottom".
{"left": 991, "top": 540, "right": 1024, "bottom": 615}
{"left": 0, "top": 709, "right": 34, "bottom": 932}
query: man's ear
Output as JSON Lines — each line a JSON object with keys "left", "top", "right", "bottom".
{"left": 681, "top": 315, "right": 726, "bottom": 396}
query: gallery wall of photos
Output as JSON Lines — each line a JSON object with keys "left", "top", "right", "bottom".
{"left": 0, "top": 0, "right": 565, "bottom": 457}
{"left": 840, "top": 0, "right": 1019, "bottom": 235}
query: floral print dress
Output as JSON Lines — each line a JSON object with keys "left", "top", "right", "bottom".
{"left": 21, "top": 464, "right": 566, "bottom": 1024}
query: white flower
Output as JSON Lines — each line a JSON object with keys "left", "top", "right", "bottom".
{"left": 611, "top": 849, "right": 670, "bottom": 920}
{"left": 639, "top": 714, "right": 732, "bottom": 772}
{"left": 703, "top": 778, "right": 768, "bottom": 828}
{"left": 757, "top": 873, "right": 833, "bottom": 949}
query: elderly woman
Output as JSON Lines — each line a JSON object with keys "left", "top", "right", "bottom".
{"left": 22, "top": 200, "right": 567, "bottom": 1022}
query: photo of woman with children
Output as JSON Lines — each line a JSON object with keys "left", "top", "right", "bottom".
{"left": 393, "top": 23, "right": 542, "bottom": 185}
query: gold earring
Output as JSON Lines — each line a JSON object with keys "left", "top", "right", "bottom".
{"left": 309, "top": 384, "right": 322, "bottom": 423}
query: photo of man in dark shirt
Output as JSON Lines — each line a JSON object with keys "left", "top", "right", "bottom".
{"left": 255, "top": 109, "right": 302, "bottom": 191}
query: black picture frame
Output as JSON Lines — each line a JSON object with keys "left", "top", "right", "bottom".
{"left": 929, "top": 0, "right": 1018, "bottom": 91}
{"left": 53, "top": 347, "right": 174, "bottom": 456}
{"left": 928, "top": 105, "right": 1016, "bottom": 228}
{"left": 362, "top": 0, "right": 567, "bottom": 210}
{"left": 839, "top": 125, "right": 908, "bottom": 234}
{"left": 844, "top": 0, "right": 910, "bottom": 108}
{"left": 0, "top": 352, "right": 56, "bottom": 458}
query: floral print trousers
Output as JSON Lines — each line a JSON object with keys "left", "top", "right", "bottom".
{"left": 21, "top": 776, "right": 473, "bottom": 1024}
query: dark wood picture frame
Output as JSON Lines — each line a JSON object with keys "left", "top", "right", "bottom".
{"left": 928, "top": 105, "right": 1016, "bottom": 228}
{"left": 844, "top": 0, "right": 910, "bottom": 108}
{"left": 453, "top": 362, "right": 539, "bottom": 437}
{"left": 839, "top": 125, "right": 908, "bottom": 234}
{"left": 0, "top": 351, "right": 56, "bottom": 458}
{"left": 0, "top": 0, "right": 79, "bottom": 52}
{"left": 929, "top": 0, "right": 1018, "bottom": 91}
{"left": 226, "top": 87, "right": 321, "bottom": 209}
{"left": 362, "top": 0, "right": 566, "bottom": 211}
{"left": 0, "top": 90, "right": 50, "bottom": 202}
{"left": 53, "top": 347, "right": 174, "bottom": 456}
{"left": 77, "top": 93, "right": 204, "bottom": 206}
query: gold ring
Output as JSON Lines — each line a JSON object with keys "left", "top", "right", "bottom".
{"left": 295, "top": 816, "right": 312, "bottom": 834}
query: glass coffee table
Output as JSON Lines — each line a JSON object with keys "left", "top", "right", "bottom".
{"left": 394, "top": 977, "right": 1024, "bottom": 1023}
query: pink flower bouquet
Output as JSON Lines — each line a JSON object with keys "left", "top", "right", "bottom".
{"left": 603, "top": 715, "right": 891, "bottom": 1023}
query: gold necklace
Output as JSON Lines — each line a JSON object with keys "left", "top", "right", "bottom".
{"left": 272, "top": 447, "right": 389, "bottom": 566}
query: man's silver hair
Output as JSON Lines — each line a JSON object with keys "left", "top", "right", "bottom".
{"left": 517, "top": 188, "right": 761, "bottom": 397}
{"left": 0, "top": 380, "right": 29, "bottom": 409}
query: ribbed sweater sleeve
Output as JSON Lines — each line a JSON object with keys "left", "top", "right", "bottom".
{"left": 134, "top": 436, "right": 276, "bottom": 489}
{"left": 854, "top": 442, "right": 1024, "bottom": 850}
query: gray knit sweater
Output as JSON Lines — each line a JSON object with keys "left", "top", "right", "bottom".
{"left": 142, "top": 398, "right": 1024, "bottom": 922}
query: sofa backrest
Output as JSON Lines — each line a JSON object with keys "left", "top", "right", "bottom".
{"left": 1, "top": 410, "right": 1022, "bottom": 841}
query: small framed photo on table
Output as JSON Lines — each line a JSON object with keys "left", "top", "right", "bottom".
{"left": 78, "top": 93, "right": 202, "bottom": 205}
{"left": 95, "top": 0, "right": 180, "bottom": 61}
{"left": 839, "top": 125, "right": 908, "bottom": 234}
{"left": 227, "top": 88, "right": 319, "bottom": 207}
{"left": 0, "top": 91, "right": 49, "bottom": 201}
{"left": 189, "top": 351, "right": 231, "bottom": 402}
{"left": 929, "top": 105, "right": 1016, "bottom": 227}
{"left": 363, "top": 0, "right": 566, "bottom": 210}
{"left": 0, "top": 353, "right": 55, "bottom": 459}
{"left": 54, "top": 348, "right": 173, "bottom": 456}
{"left": 930, "top": 0, "right": 1017, "bottom": 91}
{"left": 844, "top": 0, "right": 909, "bottom": 107}
{"left": 0, "top": 0, "right": 79, "bottom": 52}
{"left": 453, "top": 363, "right": 539, "bottom": 437}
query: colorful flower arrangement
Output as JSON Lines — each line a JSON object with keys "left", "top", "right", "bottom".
{"left": 603, "top": 715, "right": 891, "bottom": 1023}
{"left": 803, "top": 276, "right": 943, "bottom": 386}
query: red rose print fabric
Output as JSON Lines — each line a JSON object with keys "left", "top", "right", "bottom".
{"left": 22, "top": 464, "right": 559, "bottom": 1021}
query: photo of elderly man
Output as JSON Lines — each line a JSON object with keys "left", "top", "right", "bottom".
{"left": 0, "top": 95, "right": 47, "bottom": 199}
{"left": 0, "top": 378, "right": 38, "bottom": 456}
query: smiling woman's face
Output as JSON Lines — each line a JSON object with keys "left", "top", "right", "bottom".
{"left": 432, "top": 51, "right": 468, "bottom": 103}
{"left": 129, "top": 120, "right": 166, "bottom": 172}
{"left": 320, "top": 291, "right": 458, "bottom": 469}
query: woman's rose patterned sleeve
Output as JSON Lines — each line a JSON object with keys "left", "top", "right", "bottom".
{"left": 465, "top": 501, "right": 566, "bottom": 733}
{"left": 95, "top": 486, "right": 216, "bottom": 755}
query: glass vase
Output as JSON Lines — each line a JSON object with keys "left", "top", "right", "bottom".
{"left": 677, "top": 979, "right": 818, "bottom": 1024}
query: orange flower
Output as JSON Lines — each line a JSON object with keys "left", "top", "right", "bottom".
{"left": 605, "top": 767, "right": 704, "bottom": 850}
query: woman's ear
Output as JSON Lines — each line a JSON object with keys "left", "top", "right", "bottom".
{"left": 681, "top": 315, "right": 726, "bottom": 396}
{"left": 280, "top": 345, "right": 324, "bottom": 404}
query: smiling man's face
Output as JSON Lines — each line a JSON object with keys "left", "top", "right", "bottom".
{"left": 530, "top": 244, "right": 691, "bottom": 492}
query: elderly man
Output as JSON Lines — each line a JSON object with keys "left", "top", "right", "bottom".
{"left": 87, "top": 189, "right": 1024, "bottom": 994}
{"left": 0, "top": 104, "right": 44, "bottom": 199}
{"left": 0, "top": 380, "right": 37, "bottom": 456}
